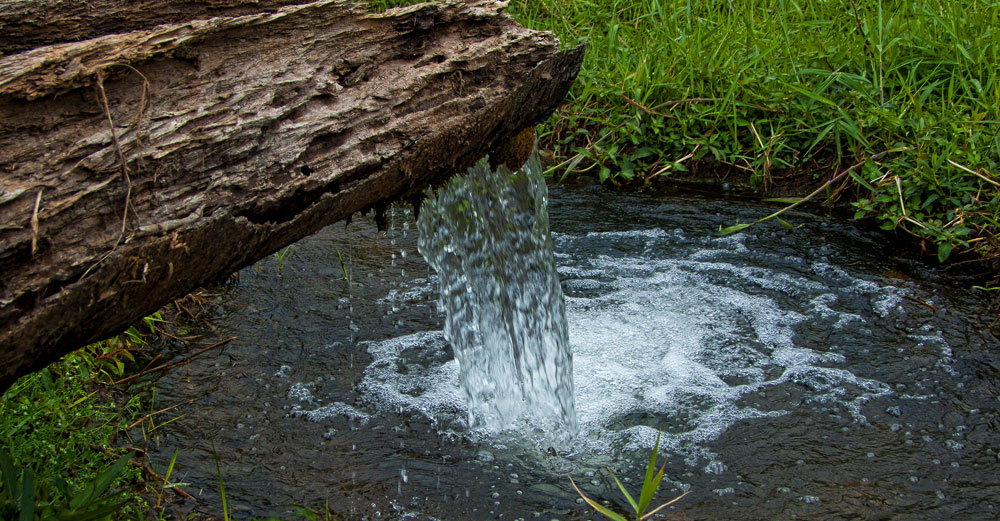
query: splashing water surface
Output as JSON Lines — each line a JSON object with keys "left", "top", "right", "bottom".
{"left": 151, "top": 164, "right": 1000, "bottom": 520}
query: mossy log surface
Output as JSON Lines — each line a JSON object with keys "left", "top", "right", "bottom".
{"left": 0, "top": 0, "right": 583, "bottom": 390}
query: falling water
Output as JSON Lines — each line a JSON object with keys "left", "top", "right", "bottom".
{"left": 415, "top": 148, "right": 577, "bottom": 436}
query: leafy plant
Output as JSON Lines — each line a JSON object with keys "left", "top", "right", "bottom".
{"left": 0, "top": 446, "right": 131, "bottom": 521}
{"left": 569, "top": 432, "right": 689, "bottom": 521}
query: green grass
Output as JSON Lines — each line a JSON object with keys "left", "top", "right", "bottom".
{"left": 0, "top": 317, "right": 339, "bottom": 520}
{"left": 373, "top": 0, "right": 1000, "bottom": 271}
{"left": 515, "top": 0, "right": 999, "bottom": 266}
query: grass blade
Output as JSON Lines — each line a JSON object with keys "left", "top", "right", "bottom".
{"left": 636, "top": 431, "right": 661, "bottom": 515}
{"left": 568, "top": 476, "right": 628, "bottom": 521}
{"left": 0, "top": 447, "right": 17, "bottom": 504}
{"left": 639, "top": 490, "right": 691, "bottom": 521}
{"left": 762, "top": 197, "right": 805, "bottom": 204}
{"left": 19, "top": 468, "right": 34, "bottom": 521}
{"left": 156, "top": 447, "right": 180, "bottom": 508}
{"left": 89, "top": 453, "right": 131, "bottom": 499}
{"left": 775, "top": 217, "right": 796, "bottom": 230}
{"left": 719, "top": 223, "right": 751, "bottom": 234}
{"left": 607, "top": 468, "right": 637, "bottom": 513}
{"left": 211, "top": 440, "right": 230, "bottom": 521}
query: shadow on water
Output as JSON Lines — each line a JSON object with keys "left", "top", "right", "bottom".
{"left": 152, "top": 182, "right": 1000, "bottom": 521}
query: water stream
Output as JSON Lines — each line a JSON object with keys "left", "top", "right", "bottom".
{"left": 415, "top": 151, "right": 575, "bottom": 437}
{"left": 151, "top": 161, "right": 1000, "bottom": 520}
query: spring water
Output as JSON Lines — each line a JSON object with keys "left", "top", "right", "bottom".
{"left": 414, "top": 150, "right": 577, "bottom": 437}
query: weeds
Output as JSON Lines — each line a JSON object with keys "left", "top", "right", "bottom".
{"left": 0, "top": 346, "right": 145, "bottom": 519}
{"left": 2, "top": 313, "right": 202, "bottom": 520}
{"left": 0, "top": 446, "right": 131, "bottom": 521}
{"left": 513, "top": 0, "right": 998, "bottom": 264}
{"left": 373, "top": 0, "right": 1000, "bottom": 270}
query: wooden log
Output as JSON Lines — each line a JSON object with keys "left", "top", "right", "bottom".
{"left": 0, "top": 0, "right": 584, "bottom": 390}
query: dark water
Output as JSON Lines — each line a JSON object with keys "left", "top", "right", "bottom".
{"left": 152, "top": 183, "right": 1000, "bottom": 521}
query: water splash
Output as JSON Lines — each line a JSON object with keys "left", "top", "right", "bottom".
{"left": 415, "top": 148, "right": 577, "bottom": 436}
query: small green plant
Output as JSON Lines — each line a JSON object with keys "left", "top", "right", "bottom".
{"left": 569, "top": 432, "right": 689, "bottom": 521}
{"left": 275, "top": 245, "right": 294, "bottom": 274}
{"left": 211, "top": 439, "right": 231, "bottom": 521}
{"left": 153, "top": 448, "right": 181, "bottom": 512}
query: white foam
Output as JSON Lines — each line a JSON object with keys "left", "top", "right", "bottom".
{"left": 377, "top": 281, "right": 435, "bottom": 306}
{"left": 288, "top": 382, "right": 314, "bottom": 402}
{"left": 350, "top": 224, "right": 901, "bottom": 471}
{"left": 290, "top": 401, "right": 371, "bottom": 424}
{"left": 357, "top": 330, "right": 466, "bottom": 423}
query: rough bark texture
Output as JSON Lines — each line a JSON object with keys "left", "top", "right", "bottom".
{"left": 0, "top": 0, "right": 584, "bottom": 390}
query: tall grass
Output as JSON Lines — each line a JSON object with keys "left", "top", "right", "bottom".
{"left": 511, "top": 0, "right": 999, "bottom": 265}
{"left": 374, "top": 0, "right": 1000, "bottom": 268}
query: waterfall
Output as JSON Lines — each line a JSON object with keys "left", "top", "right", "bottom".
{"left": 416, "top": 147, "right": 577, "bottom": 437}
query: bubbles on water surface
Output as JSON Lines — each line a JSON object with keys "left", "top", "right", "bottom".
{"left": 354, "top": 223, "right": 903, "bottom": 469}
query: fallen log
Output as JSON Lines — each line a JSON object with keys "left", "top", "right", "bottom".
{"left": 0, "top": 0, "right": 584, "bottom": 390}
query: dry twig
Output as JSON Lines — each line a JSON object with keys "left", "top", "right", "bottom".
{"left": 30, "top": 189, "right": 42, "bottom": 255}
{"left": 113, "top": 337, "right": 235, "bottom": 386}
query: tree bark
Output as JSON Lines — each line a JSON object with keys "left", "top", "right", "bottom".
{"left": 0, "top": 0, "right": 584, "bottom": 390}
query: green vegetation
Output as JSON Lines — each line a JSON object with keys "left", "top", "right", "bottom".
{"left": 375, "top": 0, "right": 1000, "bottom": 271}
{"left": 1, "top": 446, "right": 132, "bottom": 521}
{"left": 514, "top": 0, "right": 999, "bottom": 268}
{"left": 569, "top": 432, "right": 689, "bottom": 521}
{"left": 275, "top": 246, "right": 294, "bottom": 275}
{"left": 0, "top": 317, "right": 337, "bottom": 520}
{"left": 0, "top": 336, "right": 149, "bottom": 519}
